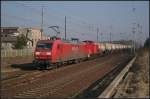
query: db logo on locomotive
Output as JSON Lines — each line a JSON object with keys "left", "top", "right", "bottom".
{"left": 72, "top": 46, "right": 79, "bottom": 51}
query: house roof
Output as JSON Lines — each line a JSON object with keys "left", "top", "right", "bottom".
{"left": 1, "top": 36, "right": 17, "bottom": 42}
{"left": 1, "top": 27, "right": 19, "bottom": 29}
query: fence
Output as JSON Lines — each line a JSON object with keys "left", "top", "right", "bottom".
{"left": 1, "top": 48, "right": 34, "bottom": 58}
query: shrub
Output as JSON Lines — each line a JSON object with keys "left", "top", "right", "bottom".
{"left": 13, "top": 34, "right": 27, "bottom": 49}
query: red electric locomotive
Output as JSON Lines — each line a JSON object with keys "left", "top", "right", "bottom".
{"left": 33, "top": 38, "right": 93, "bottom": 69}
{"left": 83, "top": 40, "right": 100, "bottom": 57}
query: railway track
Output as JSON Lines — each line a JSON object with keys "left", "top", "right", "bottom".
{"left": 1, "top": 55, "right": 102, "bottom": 88}
{"left": 1, "top": 52, "right": 112, "bottom": 87}
{"left": 1, "top": 54, "right": 104, "bottom": 82}
{"left": 75, "top": 55, "right": 134, "bottom": 98}
{"left": 1, "top": 52, "right": 133, "bottom": 98}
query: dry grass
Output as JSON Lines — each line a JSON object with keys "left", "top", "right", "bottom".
{"left": 114, "top": 48, "right": 149, "bottom": 98}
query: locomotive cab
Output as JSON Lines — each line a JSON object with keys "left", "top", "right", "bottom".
{"left": 33, "top": 39, "right": 61, "bottom": 69}
{"left": 33, "top": 40, "right": 53, "bottom": 67}
{"left": 35, "top": 42, "right": 53, "bottom": 60}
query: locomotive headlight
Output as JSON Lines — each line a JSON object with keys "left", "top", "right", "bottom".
{"left": 46, "top": 52, "right": 51, "bottom": 55}
{"left": 35, "top": 52, "right": 40, "bottom": 55}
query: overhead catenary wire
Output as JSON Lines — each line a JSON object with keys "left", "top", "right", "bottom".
{"left": 2, "top": 13, "right": 41, "bottom": 27}
{"left": 2, "top": 1, "right": 134, "bottom": 42}
{"left": 10, "top": 2, "right": 96, "bottom": 36}
{"left": 16, "top": 1, "right": 99, "bottom": 31}
{"left": 2, "top": 2, "right": 64, "bottom": 26}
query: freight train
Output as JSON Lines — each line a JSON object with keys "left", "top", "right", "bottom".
{"left": 32, "top": 37, "right": 132, "bottom": 69}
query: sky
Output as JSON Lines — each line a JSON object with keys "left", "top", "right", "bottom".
{"left": 1, "top": 1, "right": 149, "bottom": 45}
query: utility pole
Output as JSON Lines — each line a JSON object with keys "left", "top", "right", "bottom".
{"left": 41, "top": 6, "right": 44, "bottom": 40}
{"left": 132, "top": 7, "right": 136, "bottom": 54}
{"left": 138, "top": 24, "right": 142, "bottom": 47}
{"left": 137, "top": 24, "right": 140, "bottom": 47}
{"left": 100, "top": 32, "right": 103, "bottom": 42}
{"left": 65, "top": 16, "right": 66, "bottom": 40}
{"left": 97, "top": 28, "right": 99, "bottom": 42}
{"left": 132, "top": 22, "right": 136, "bottom": 54}
{"left": 110, "top": 32, "right": 111, "bottom": 43}
{"left": 140, "top": 25, "right": 142, "bottom": 47}
{"left": 109, "top": 25, "right": 112, "bottom": 43}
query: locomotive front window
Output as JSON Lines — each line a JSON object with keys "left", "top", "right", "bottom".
{"left": 37, "top": 43, "right": 52, "bottom": 49}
